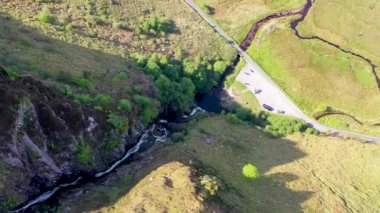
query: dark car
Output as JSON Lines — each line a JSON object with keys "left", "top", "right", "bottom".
{"left": 254, "top": 89, "right": 262, "bottom": 94}
{"left": 250, "top": 69, "right": 254, "bottom": 73}
{"left": 277, "top": 110, "right": 285, "bottom": 114}
{"left": 263, "top": 104, "right": 274, "bottom": 111}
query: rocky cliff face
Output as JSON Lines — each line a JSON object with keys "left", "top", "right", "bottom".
{"left": 0, "top": 66, "right": 143, "bottom": 211}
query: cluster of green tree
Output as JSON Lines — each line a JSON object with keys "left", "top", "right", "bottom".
{"left": 225, "top": 107, "right": 319, "bottom": 137}
{"left": 264, "top": 114, "right": 311, "bottom": 137}
{"left": 62, "top": 83, "right": 159, "bottom": 131}
{"left": 135, "top": 53, "right": 228, "bottom": 112}
{"left": 137, "top": 16, "right": 174, "bottom": 35}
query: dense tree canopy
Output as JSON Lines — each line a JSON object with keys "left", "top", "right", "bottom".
{"left": 134, "top": 53, "right": 229, "bottom": 112}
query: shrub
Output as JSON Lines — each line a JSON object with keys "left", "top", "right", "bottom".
{"left": 37, "top": 6, "right": 53, "bottom": 23}
{"left": 213, "top": 60, "right": 228, "bottom": 74}
{"left": 264, "top": 114, "right": 309, "bottom": 137}
{"left": 200, "top": 3, "right": 211, "bottom": 14}
{"left": 305, "top": 127, "right": 320, "bottom": 135}
{"left": 76, "top": 141, "right": 92, "bottom": 165}
{"left": 65, "top": 24, "right": 74, "bottom": 33}
{"left": 6, "top": 67, "right": 18, "bottom": 81}
{"left": 200, "top": 175, "right": 219, "bottom": 195}
{"left": 117, "top": 71, "right": 128, "bottom": 80}
{"left": 71, "top": 76, "right": 92, "bottom": 89}
{"left": 104, "top": 138, "right": 120, "bottom": 151}
{"left": 107, "top": 113, "right": 128, "bottom": 132}
{"left": 134, "top": 95, "right": 151, "bottom": 109}
{"left": 225, "top": 113, "right": 241, "bottom": 125}
{"left": 242, "top": 163, "right": 260, "bottom": 179}
{"left": 27, "top": 63, "right": 38, "bottom": 72}
{"left": 235, "top": 107, "right": 253, "bottom": 121}
{"left": 95, "top": 94, "right": 113, "bottom": 105}
{"left": 74, "top": 94, "right": 93, "bottom": 105}
{"left": 133, "top": 85, "right": 143, "bottom": 94}
{"left": 118, "top": 99, "right": 132, "bottom": 112}
{"left": 134, "top": 54, "right": 147, "bottom": 67}
{"left": 225, "top": 60, "right": 246, "bottom": 88}
{"left": 142, "top": 108, "right": 159, "bottom": 124}
{"left": 94, "top": 106, "right": 103, "bottom": 111}
{"left": 140, "top": 16, "right": 174, "bottom": 35}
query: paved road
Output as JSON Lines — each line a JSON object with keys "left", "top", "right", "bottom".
{"left": 184, "top": 0, "right": 380, "bottom": 143}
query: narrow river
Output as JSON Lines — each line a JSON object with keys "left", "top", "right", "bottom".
{"left": 12, "top": 0, "right": 379, "bottom": 211}
{"left": 241, "top": 0, "right": 380, "bottom": 91}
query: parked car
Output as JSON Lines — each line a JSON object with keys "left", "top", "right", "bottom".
{"left": 277, "top": 110, "right": 285, "bottom": 114}
{"left": 254, "top": 89, "right": 262, "bottom": 94}
{"left": 263, "top": 104, "right": 273, "bottom": 111}
{"left": 245, "top": 83, "right": 250, "bottom": 86}
{"left": 250, "top": 69, "right": 254, "bottom": 73}
{"left": 245, "top": 72, "right": 250, "bottom": 75}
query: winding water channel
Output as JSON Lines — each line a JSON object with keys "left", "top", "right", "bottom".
{"left": 11, "top": 0, "right": 380, "bottom": 211}
{"left": 241, "top": 0, "right": 380, "bottom": 91}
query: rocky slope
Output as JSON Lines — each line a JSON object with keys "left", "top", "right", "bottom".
{"left": 0, "top": 66, "right": 143, "bottom": 211}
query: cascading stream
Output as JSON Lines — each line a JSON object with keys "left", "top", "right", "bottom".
{"left": 11, "top": 107, "right": 205, "bottom": 212}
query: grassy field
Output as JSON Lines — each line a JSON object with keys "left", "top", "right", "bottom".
{"left": 188, "top": 0, "right": 380, "bottom": 135}
{"left": 246, "top": 17, "right": 380, "bottom": 136}
{"left": 298, "top": 0, "right": 380, "bottom": 66}
{"left": 0, "top": 0, "right": 236, "bottom": 131}
{"left": 194, "top": 0, "right": 305, "bottom": 43}
{"left": 0, "top": 0, "right": 234, "bottom": 61}
{"left": 169, "top": 116, "right": 380, "bottom": 212}
{"left": 0, "top": 0, "right": 235, "bottom": 95}
{"left": 225, "top": 81, "right": 261, "bottom": 112}
{"left": 56, "top": 116, "right": 380, "bottom": 212}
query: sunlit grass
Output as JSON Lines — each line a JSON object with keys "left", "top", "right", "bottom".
{"left": 194, "top": 0, "right": 305, "bottom": 43}
{"left": 247, "top": 22, "right": 380, "bottom": 135}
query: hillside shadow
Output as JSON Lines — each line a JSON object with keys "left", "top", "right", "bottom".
{"left": 43, "top": 112, "right": 313, "bottom": 212}
{"left": 0, "top": 11, "right": 311, "bottom": 213}
{"left": 0, "top": 12, "right": 146, "bottom": 86}
{"left": 0, "top": 11, "right": 155, "bottom": 212}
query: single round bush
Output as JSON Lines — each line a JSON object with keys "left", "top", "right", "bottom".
{"left": 37, "top": 7, "right": 53, "bottom": 23}
{"left": 242, "top": 163, "right": 260, "bottom": 179}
